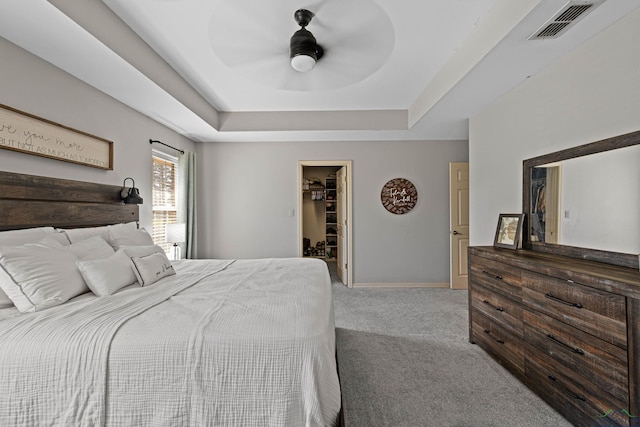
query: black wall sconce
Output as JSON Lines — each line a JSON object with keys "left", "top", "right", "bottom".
{"left": 120, "top": 177, "right": 143, "bottom": 204}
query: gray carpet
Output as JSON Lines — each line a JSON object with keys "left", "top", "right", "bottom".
{"left": 330, "top": 273, "right": 572, "bottom": 427}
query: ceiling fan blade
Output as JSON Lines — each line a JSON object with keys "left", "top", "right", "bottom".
{"left": 297, "top": 0, "right": 341, "bottom": 17}
{"left": 236, "top": 54, "right": 290, "bottom": 75}
{"left": 209, "top": 1, "right": 290, "bottom": 49}
{"left": 221, "top": 49, "right": 287, "bottom": 69}
{"left": 209, "top": 1, "right": 291, "bottom": 70}
{"left": 209, "top": 0, "right": 395, "bottom": 92}
{"left": 311, "top": 6, "right": 394, "bottom": 82}
{"left": 293, "top": 0, "right": 338, "bottom": 31}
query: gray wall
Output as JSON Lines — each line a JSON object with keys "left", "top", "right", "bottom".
{"left": 0, "top": 37, "right": 196, "bottom": 231}
{"left": 469, "top": 7, "right": 640, "bottom": 248}
{"left": 197, "top": 139, "right": 468, "bottom": 285}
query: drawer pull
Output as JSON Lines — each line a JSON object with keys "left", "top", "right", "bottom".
{"left": 483, "top": 328, "right": 505, "bottom": 344}
{"left": 547, "top": 375, "right": 586, "bottom": 401}
{"left": 544, "top": 293, "right": 584, "bottom": 309}
{"left": 547, "top": 334, "right": 585, "bottom": 355}
{"left": 482, "top": 299, "right": 505, "bottom": 312}
{"left": 482, "top": 270, "right": 503, "bottom": 280}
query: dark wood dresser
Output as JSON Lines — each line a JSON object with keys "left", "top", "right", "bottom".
{"left": 468, "top": 246, "right": 640, "bottom": 427}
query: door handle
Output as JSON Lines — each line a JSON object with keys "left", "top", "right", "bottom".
{"left": 451, "top": 230, "right": 461, "bottom": 235}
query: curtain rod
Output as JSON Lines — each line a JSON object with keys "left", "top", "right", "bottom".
{"left": 149, "top": 139, "right": 185, "bottom": 154}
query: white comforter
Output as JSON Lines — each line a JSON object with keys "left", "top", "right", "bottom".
{"left": 0, "top": 258, "right": 341, "bottom": 427}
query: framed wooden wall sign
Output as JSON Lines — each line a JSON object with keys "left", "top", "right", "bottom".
{"left": 0, "top": 103, "right": 113, "bottom": 170}
{"left": 381, "top": 178, "right": 418, "bottom": 214}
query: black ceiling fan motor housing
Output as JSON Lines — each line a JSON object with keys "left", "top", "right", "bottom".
{"left": 290, "top": 9, "right": 324, "bottom": 61}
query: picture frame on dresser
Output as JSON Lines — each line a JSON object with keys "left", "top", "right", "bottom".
{"left": 493, "top": 213, "right": 524, "bottom": 250}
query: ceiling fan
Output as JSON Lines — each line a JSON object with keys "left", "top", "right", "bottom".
{"left": 208, "top": 0, "right": 394, "bottom": 91}
{"left": 289, "top": 9, "right": 323, "bottom": 73}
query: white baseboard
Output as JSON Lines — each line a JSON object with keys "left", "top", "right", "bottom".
{"left": 352, "top": 282, "right": 449, "bottom": 288}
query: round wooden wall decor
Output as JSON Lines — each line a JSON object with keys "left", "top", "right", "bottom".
{"left": 380, "top": 178, "right": 418, "bottom": 214}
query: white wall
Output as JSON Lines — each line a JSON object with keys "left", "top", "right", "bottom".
{"left": 0, "top": 37, "right": 196, "bottom": 230}
{"left": 469, "top": 8, "right": 640, "bottom": 247}
{"left": 197, "top": 139, "right": 468, "bottom": 285}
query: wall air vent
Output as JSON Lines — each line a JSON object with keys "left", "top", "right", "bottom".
{"left": 529, "top": 1, "right": 602, "bottom": 40}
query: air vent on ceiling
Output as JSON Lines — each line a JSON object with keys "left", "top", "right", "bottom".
{"left": 529, "top": 1, "right": 602, "bottom": 40}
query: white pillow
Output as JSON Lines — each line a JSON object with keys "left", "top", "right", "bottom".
{"left": 0, "top": 227, "right": 55, "bottom": 247}
{"left": 46, "top": 231, "right": 71, "bottom": 246}
{"left": 121, "top": 245, "right": 166, "bottom": 259}
{"left": 63, "top": 226, "right": 107, "bottom": 244}
{"left": 62, "top": 222, "right": 138, "bottom": 244}
{"left": 130, "top": 251, "right": 175, "bottom": 286}
{"left": 69, "top": 236, "right": 115, "bottom": 261}
{"left": 38, "top": 236, "right": 66, "bottom": 248}
{"left": 0, "top": 255, "right": 18, "bottom": 309}
{"left": 0, "top": 281, "right": 12, "bottom": 309}
{"left": 0, "top": 244, "right": 89, "bottom": 312}
{"left": 107, "top": 227, "right": 154, "bottom": 250}
{"left": 77, "top": 250, "right": 138, "bottom": 297}
{"left": 0, "top": 233, "right": 66, "bottom": 310}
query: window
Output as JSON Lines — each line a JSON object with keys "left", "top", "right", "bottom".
{"left": 152, "top": 152, "right": 178, "bottom": 253}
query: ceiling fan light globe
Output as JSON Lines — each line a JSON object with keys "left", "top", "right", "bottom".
{"left": 291, "top": 54, "right": 316, "bottom": 72}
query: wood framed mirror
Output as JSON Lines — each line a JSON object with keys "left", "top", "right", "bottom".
{"left": 522, "top": 129, "right": 640, "bottom": 269}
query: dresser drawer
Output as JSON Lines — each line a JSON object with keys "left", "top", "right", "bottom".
{"left": 522, "top": 270, "right": 627, "bottom": 348}
{"left": 472, "top": 311, "right": 524, "bottom": 376}
{"left": 469, "top": 255, "right": 522, "bottom": 302}
{"left": 524, "top": 309, "right": 628, "bottom": 404}
{"left": 525, "top": 347, "right": 631, "bottom": 427}
{"left": 471, "top": 283, "right": 523, "bottom": 338}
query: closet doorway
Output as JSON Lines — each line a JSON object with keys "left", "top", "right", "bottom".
{"left": 298, "top": 161, "right": 353, "bottom": 287}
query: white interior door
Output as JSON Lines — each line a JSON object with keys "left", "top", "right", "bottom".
{"left": 450, "top": 162, "right": 469, "bottom": 289}
{"left": 336, "top": 166, "right": 347, "bottom": 285}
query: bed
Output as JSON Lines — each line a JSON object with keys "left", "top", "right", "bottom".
{"left": 0, "top": 171, "right": 341, "bottom": 427}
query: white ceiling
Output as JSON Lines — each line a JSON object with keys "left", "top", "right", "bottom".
{"left": 0, "top": 0, "right": 638, "bottom": 143}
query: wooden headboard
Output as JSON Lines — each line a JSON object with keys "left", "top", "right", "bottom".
{"left": 0, "top": 171, "right": 139, "bottom": 231}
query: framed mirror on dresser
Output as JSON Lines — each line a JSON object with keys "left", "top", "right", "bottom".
{"left": 468, "top": 130, "right": 640, "bottom": 427}
{"left": 522, "top": 129, "right": 640, "bottom": 269}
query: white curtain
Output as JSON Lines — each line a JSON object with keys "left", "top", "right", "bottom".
{"left": 178, "top": 151, "right": 197, "bottom": 259}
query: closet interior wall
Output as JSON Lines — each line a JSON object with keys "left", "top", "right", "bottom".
{"left": 302, "top": 166, "right": 340, "bottom": 260}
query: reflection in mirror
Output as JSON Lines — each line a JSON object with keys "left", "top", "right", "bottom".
{"left": 529, "top": 144, "right": 640, "bottom": 254}
{"left": 530, "top": 165, "right": 560, "bottom": 244}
